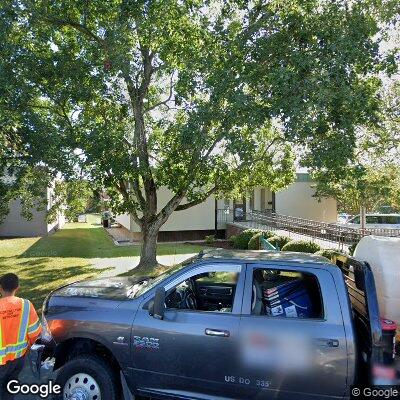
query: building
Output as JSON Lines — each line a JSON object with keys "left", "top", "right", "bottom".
{"left": 116, "top": 173, "right": 337, "bottom": 242}
{"left": 0, "top": 187, "right": 65, "bottom": 238}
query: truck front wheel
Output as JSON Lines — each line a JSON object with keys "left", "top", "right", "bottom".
{"left": 54, "top": 354, "right": 119, "bottom": 400}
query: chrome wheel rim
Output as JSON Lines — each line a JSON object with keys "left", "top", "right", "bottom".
{"left": 63, "top": 373, "right": 101, "bottom": 400}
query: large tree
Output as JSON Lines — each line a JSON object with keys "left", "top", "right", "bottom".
{"left": 315, "top": 163, "right": 400, "bottom": 214}
{"left": 314, "top": 80, "right": 400, "bottom": 214}
{"left": 0, "top": 0, "right": 397, "bottom": 268}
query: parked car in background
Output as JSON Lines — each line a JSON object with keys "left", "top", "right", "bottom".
{"left": 337, "top": 213, "right": 351, "bottom": 224}
{"left": 346, "top": 213, "right": 400, "bottom": 229}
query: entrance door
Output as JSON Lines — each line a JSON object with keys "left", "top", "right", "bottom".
{"left": 233, "top": 197, "right": 246, "bottom": 221}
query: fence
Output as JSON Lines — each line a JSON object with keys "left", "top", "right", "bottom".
{"left": 217, "top": 209, "right": 400, "bottom": 250}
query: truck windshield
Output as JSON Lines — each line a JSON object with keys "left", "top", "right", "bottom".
{"left": 135, "top": 256, "right": 197, "bottom": 297}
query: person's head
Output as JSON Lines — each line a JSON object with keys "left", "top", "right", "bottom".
{"left": 0, "top": 273, "right": 19, "bottom": 296}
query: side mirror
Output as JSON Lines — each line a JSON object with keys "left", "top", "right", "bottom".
{"left": 149, "top": 287, "right": 165, "bottom": 320}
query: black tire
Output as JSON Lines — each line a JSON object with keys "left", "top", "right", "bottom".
{"left": 53, "top": 354, "right": 119, "bottom": 400}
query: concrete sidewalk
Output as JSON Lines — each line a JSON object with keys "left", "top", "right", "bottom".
{"left": 13, "top": 359, "right": 54, "bottom": 400}
{"left": 90, "top": 253, "right": 199, "bottom": 277}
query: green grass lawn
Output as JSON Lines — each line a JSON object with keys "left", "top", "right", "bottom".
{"left": 0, "top": 215, "right": 204, "bottom": 308}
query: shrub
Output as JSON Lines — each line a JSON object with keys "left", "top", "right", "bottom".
{"left": 233, "top": 229, "right": 257, "bottom": 249}
{"left": 315, "top": 248, "right": 342, "bottom": 261}
{"left": 247, "top": 230, "right": 277, "bottom": 250}
{"left": 205, "top": 235, "right": 215, "bottom": 245}
{"left": 348, "top": 240, "right": 360, "bottom": 256}
{"left": 263, "top": 230, "right": 276, "bottom": 239}
{"left": 248, "top": 232, "right": 264, "bottom": 250}
{"left": 267, "top": 235, "right": 292, "bottom": 250}
{"left": 234, "top": 229, "right": 274, "bottom": 250}
{"left": 228, "top": 235, "right": 237, "bottom": 247}
{"left": 281, "top": 240, "right": 321, "bottom": 253}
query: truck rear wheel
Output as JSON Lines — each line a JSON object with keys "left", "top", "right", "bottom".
{"left": 54, "top": 354, "right": 119, "bottom": 400}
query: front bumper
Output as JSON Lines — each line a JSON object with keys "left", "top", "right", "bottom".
{"left": 29, "top": 339, "right": 56, "bottom": 379}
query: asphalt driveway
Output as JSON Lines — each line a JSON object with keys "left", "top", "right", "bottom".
{"left": 15, "top": 359, "right": 134, "bottom": 400}
{"left": 14, "top": 360, "right": 54, "bottom": 400}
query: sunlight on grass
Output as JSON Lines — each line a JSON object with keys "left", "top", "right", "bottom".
{"left": 0, "top": 254, "right": 101, "bottom": 309}
{"left": 21, "top": 214, "right": 204, "bottom": 259}
{"left": 0, "top": 214, "right": 204, "bottom": 308}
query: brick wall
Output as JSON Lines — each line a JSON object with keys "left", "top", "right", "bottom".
{"left": 226, "top": 223, "right": 245, "bottom": 238}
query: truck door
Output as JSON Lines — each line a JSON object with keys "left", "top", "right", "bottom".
{"left": 237, "top": 263, "right": 348, "bottom": 400}
{"left": 130, "top": 263, "right": 246, "bottom": 400}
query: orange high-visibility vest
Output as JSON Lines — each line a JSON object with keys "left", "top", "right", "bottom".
{"left": 0, "top": 296, "right": 42, "bottom": 365}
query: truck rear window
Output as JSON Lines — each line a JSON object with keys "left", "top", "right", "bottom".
{"left": 251, "top": 268, "right": 323, "bottom": 319}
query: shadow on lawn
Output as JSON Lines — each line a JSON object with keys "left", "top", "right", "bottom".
{"left": 0, "top": 254, "right": 112, "bottom": 308}
{"left": 20, "top": 226, "right": 204, "bottom": 259}
{"left": 20, "top": 227, "right": 141, "bottom": 259}
{"left": 13, "top": 262, "right": 102, "bottom": 308}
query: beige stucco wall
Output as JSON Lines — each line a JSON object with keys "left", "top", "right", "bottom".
{"left": 275, "top": 181, "right": 337, "bottom": 222}
{"left": 0, "top": 186, "right": 65, "bottom": 237}
{"left": 129, "top": 187, "right": 217, "bottom": 232}
{"left": 46, "top": 186, "right": 65, "bottom": 233}
{"left": 0, "top": 199, "right": 48, "bottom": 237}
{"left": 120, "top": 177, "right": 337, "bottom": 233}
{"left": 115, "top": 213, "right": 131, "bottom": 230}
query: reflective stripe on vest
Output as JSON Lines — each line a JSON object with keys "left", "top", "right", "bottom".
{"left": 28, "top": 319, "right": 41, "bottom": 334}
{"left": 0, "top": 313, "right": 2, "bottom": 364}
{"left": 0, "top": 299, "right": 30, "bottom": 362}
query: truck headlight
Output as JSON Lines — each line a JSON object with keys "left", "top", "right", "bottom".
{"left": 42, "top": 294, "right": 50, "bottom": 316}
{"left": 40, "top": 315, "right": 53, "bottom": 343}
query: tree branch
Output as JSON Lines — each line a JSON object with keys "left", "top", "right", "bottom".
{"left": 138, "top": 47, "right": 154, "bottom": 99}
{"left": 156, "top": 191, "right": 186, "bottom": 227}
{"left": 40, "top": 16, "right": 107, "bottom": 50}
{"left": 121, "top": 136, "right": 147, "bottom": 210}
{"left": 175, "top": 187, "right": 217, "bottom": 211}
{"left": 117, "top": 180, "right": 142, "bottom": 226}
{"left": 145, "top": 73, "right": 174, "bottom": 113}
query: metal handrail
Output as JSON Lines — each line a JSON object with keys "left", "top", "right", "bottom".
{"left": 217, "top": 209, "right": 400, "bottom": 247}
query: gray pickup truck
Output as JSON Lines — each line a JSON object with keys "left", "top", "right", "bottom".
{"left": 32, "top": 249, "right": 393, "bottom": 400}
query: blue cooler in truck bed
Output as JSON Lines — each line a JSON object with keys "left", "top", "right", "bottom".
{"left": 263, "top": 279, "right": 314, "bottom": 318}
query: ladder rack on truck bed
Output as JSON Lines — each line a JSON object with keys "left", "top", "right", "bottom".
{"left": 333, "top": 254, "right": 383, "bottom": 383}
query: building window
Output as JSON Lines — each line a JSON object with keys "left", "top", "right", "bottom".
{"left": 260, "top": 188, "right": 265, "bottom": 210}
{"left": 249, "top": 190, "right": 254, "bottom": 210}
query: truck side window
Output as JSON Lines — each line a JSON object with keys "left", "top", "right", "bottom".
{"left": 165, "top": 270, "right": 239, "bottom": 313}
{"left": 251, "top": 269, "right": 323, "bottom": 319}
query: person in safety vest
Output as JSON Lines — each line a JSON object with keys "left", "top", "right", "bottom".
{"left": 0, "top": 273, "right": 42, "bottom": 400}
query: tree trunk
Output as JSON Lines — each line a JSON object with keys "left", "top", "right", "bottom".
{"left": 137, "top": 223, "right": 159, "bottom": 271}
{"left": 360, "top": 205, "right": 366, "bottom": 230}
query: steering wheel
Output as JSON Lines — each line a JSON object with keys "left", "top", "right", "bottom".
{"left": 184, "top": 289, "right": 197, "bottom": 310}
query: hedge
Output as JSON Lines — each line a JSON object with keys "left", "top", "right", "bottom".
{"left": 228, "top": 235, "right": 237, "bottom": 247}
{"left": 248, "top": 232, "right": 264, "bottom": 250}
{"left": 348, "top": 240, "right": 359, "bottom": 256}
{"left": 281, "top": 240, "right": 321, "bottom": 253}
{"left": 205, "top": 235, "right": 215, "bottom": 245}
{"left": 267, "top": 235, "right": 292, "bottom": 250}
{"left": 314, "top": 248, "right": 342, "bottom": 261}
{"left": 232, "top": 229, "right": 276, "bottom": 250}
{"left": 232, "top": 229, "right": 260, "bottom": 249}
